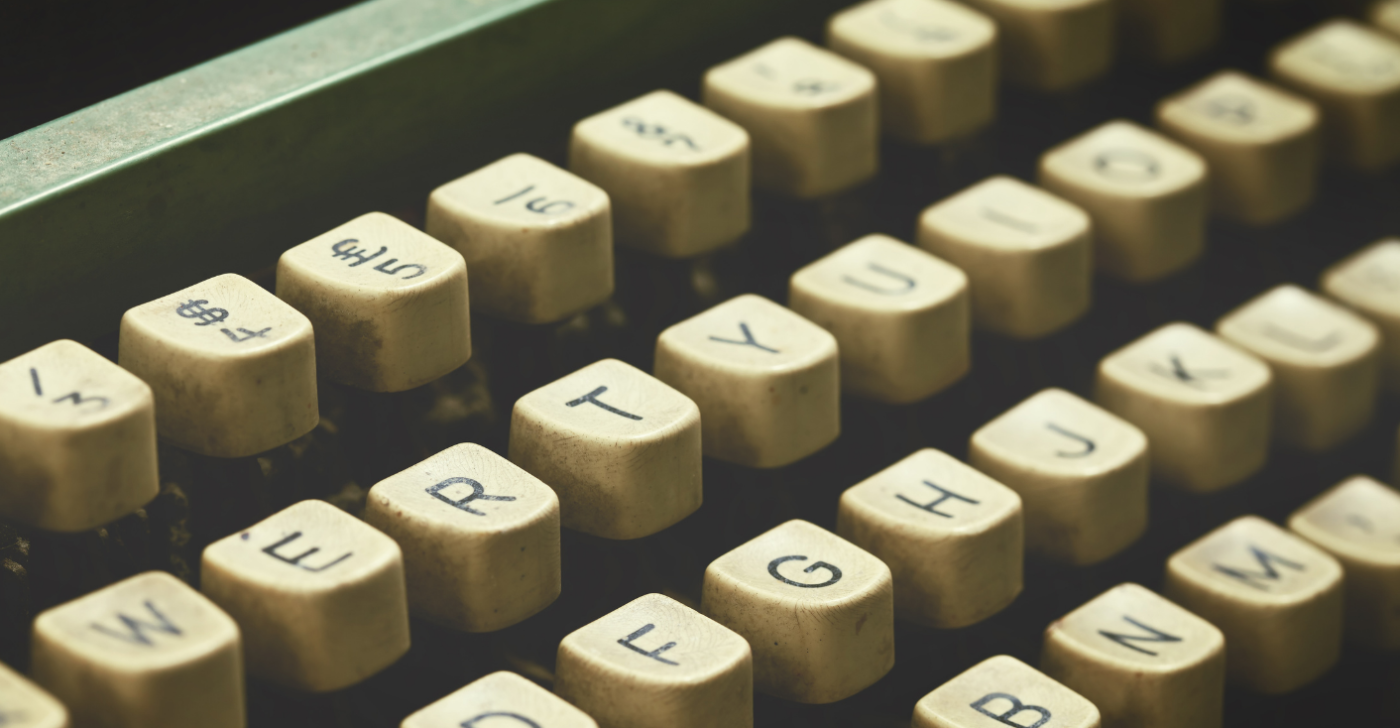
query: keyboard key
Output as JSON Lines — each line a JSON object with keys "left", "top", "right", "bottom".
{"left": 509, "top": 358, "right": 701, "bottom": 539}
{"left": 1041, "top": 583, "right": 1224, "bottom": 728}
{"left": 916, "top": 175, "right": 1092, "bottom": 338}
{"left": 1156, "top": 71, "right": 1320, "bottom": 225}
{"left": 1320, "top": 238, "right": 1400, "bottom": 391}
{"left": 826, "top": 0, "right": 998, "bottom": 144}
{"left": 1215, "top": 284, "right": 1380, "bottom": 451}
{"left": 702, "top": 519, "right": 894, "bottom": 703}
{"left": 1289, "top": 476, "right": 1400, "bottom": 650}
{"left": 403, "top": 671, "right": 597, "bottom": 728}
{"left": 970, "top": 388, "right": 1148, "bottom": 565}
{"left": 703, "top": 37, "right": 878, "bottom": 198}
{"left": 1270, "top": 19, "right": 1400, "bottom": 170}
{"left": 363, "top": 443, "right": 560, "bottom": 632}
{"left": 0, "top": 659, "right": 69, "bottom": 728}
{"left": 276, "top": 212, "right": 471, "bottom": 392}
{"left": 31, "top": 571, "right": 243, "bottom": 728}
{"left": 1118, "top": 0, "right": 1220, "bottom": 65}
{"left": 570, "top": 90, "right": 750, "bottom": 258}
{"left": 201, "top": 499, "right": 410, "bottom": 692}
{"left": 1039, "top": 120, "right": 1208, "bottom": 282}
{"left": 654, "top": 294, "right": 839, "bottom": 468}
{"left": 913, "top": 655, "right": 1100, "bottom": 728}
{"left": 0, "top": 340, "right": 157, "bottom": 532}
{"left": 425, "top": 153, "right": 613, "bottom": 324}
{"left": 960, "top": 0, "right": 1115, "bottom": 91}
{"left": 788, "top": 234, "right": 969, "bottom": 403}
{"left": 837, "top": 448, "right": 1022, "bottom": 627}
{"left": 554, "top": 593, "right": 751, "bottom": 728}
{"left": 1095, "top": 323, "right": 1272, "bottom": 492}
{"left": 119, "top": 273, "right": 317, "bottom": 458}
{"left": 1376, "top": 0, "right": 1400, "bottom": 38}
{"left": 1164, "top": 515, "right": 1343, "bottom": 694}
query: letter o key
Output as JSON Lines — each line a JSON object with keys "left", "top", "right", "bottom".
{"left": 767, "top": 555, "right": 843, "bottom": 588}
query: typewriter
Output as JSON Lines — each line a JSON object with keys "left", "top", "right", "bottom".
{"left": 3, "top": 0, "right": 1400, "bottom": 726}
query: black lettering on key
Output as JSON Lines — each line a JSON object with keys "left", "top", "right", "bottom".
{"left": 970, "top": 693, "right": 1052, "bottom": 728}
{"left": 983, "top": 207, "right": 1040, "bottom": 235}
{"left": 222, "top": 327, "right": 272, "bottom": 343}
{"left": 1202, "top": 94, "right": 1256, "bottom": 125}
{"left": 90, "top": 600, "right": 182, "bottom": 646}
{"left": 1094, "top": 149, "right": 1160, "bottom": 183}
{"left": 1098, "top": 615, "right": 1183, "bottom": 657}
{"left": 1346, "top": 513, "right": 1374, "bottom": 533}
{"left": 621, "top": 117, "right": 699, "bottom": 150}
{"left": 843, "top": 262, "right": 916, "bottom": 295}
{"left": 617, "top": 623, "right": 679, "bottom": 665}
{"left": 331, "top": 238, "right": 387, "bottom": 267}
{"left": 1148, "top": 354, "right": 1229, "bottom": 389}
{"left": 262, "top": 532, "right": 353, "bottom": 573}
{"left": 566, "top": 385, "right": 643, "bottom": 420}
{"left": 494, "top": 184, "right": 577, "bottom": 215}
{"left": 709, "top": 322, "right": 780, "bottom": 353}
{"left": 1213, "top": 544, "right": 1305, "bottom": 591}
{"left": 176, "top": 300, "right": 229, "bottom": 326}
{"left": 463, "top": 713, "right": 543, "bottom": 728}
{"left": 880, "top": 9, "right": 959, "bottom": 42}
{"left": 30, "top": 367, "right": 41, "bottom": 396}
{"left": 373, "top": 258, "right": 427, "bottom": 280}
{"left": 29, "top": 369, "right": 110, "bottom": 410}
{"left": 1260, "top": 322, "right": 1342, "bottom": 353}
{"left": 768, "top": 555, "right": 843, "bottom": 588}
{"left": 426, "top": 477, "right": 516, "bottom": 516}
{"left": 1046, "top": 422, "right": 1096, "bottom": 458}
{"left": 897, "top": 480, "right": 979, "bottom": 518}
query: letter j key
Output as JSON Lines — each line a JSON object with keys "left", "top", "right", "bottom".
{"left": 914, "top": 655, "right": 1100, "bottom": 728}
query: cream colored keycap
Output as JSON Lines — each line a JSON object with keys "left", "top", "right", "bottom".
{"left": 960, "top": 0, "right": 1114, "bottom": 91}
{"left": 0, "top": 660, "right": 69, "bottom": 728}
{"left": 702, "top": 519, "right": 894, "bottom": 703}
{"left": 826, "top": 0, "right": 998, "bottom": 144}
{"left": 788, "top": 234, "right": 969, "bottom": 404}
{"left": 0, "top": 340, "right": 157, "bottom": 532}
{"left": 364, "top": 443, "right": 560, "bottom": 632}
{"left": 913, "top": 655, "right": 1100, "bottom": 728}
{"left": 970, "top": 388, "right": 1148, "bottom": 565}
{"left": 425, "top": 153, "right": 613, "bottom": 324}
{"left": 1095, "top": 323, "right": 1272, "bottom": 492}
{"left": 119, "top": 273, "right": 317, "bottom": 458}
{"left": 1156, "top": 71, "right": 1320, "bottom": 225}
{"left": 508, "top": 358, "right": 701, "bottom": 540}
{"left": 200, "top": 499, "right": 410, "bottom": 692}
{"left": 1164, "top": 515, "right": 1343, "bottom": 694}
{"left": 1215, "top": 285, "right": 1380, "bottom": 451}
{"left": 1118, "top": 0, "right": 1219, "bottom": 65}
{"left": 654, "top": 294, "right": 840, "bottom": 468}
{"left": 555, "top": 593, "right": 752, "bottom": 728}
{"left": 1289, "top": 476, "right": 1400, "bottom": 650}
{"left": 1270, "top": 20, "right": 1400, "bottom": 170}
{"left": 1375, "top": 1, "right": 1400, "bottom": 38}
{"left": 403, "top": 671, "right": 597, "bottom": 728}
{"left": 1320, "top": 238, "right": 1400, "bottom": 391}
{"left": 917, "top": 176, "right": 1092, "bottom": 337}
{"left": 276, "top": 212, "right": 471, "bottom": 392}
{"left": 703, "top": 37, "right": 878, "bottom": 198}
{"left": 30, "top": 571, "right": 243, "bottom": 728}
{"left": 570, "top": 90, "right": 750, "bottom": 257}
{"left": 1041, "top": 583, "right": 1224, "bottom": 728}
{"left": 1039, "top": 121, "right": 1208, "bottom": 282}
{"left": 837, "top": 448, "right": 1022, "bottom": 628}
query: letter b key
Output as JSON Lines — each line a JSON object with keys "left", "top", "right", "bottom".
{"left": 913, "top": 655, "right": 1099, "bottom": 728}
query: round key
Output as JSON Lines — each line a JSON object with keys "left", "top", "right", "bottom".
{"left": 364, "top": 443, "right": 561, "bottom": 632}
{"left": 1156, "top": 71, "right": 1320, "bottom": 225}
{"left": 554, "top": 593, "right": 752, "bottom": 728}
{"left": 119, "top": 273, "right": 317, "bottom": 458}
{"left": 913, "top": 655, "right": 1100, "bottom": 728}
{"left": 0, "top": 659, "right": 69, "bottom": 728}
{"left": 703, "top": 37, "right": 878, "bottom": 198}
{"left": 917, "top": 175, "right": 1092, "bottom": 338}
{"left": 826, "top": 0, "right": 998, "bottom": 144}
{"left": 0, "top": 340, "right": 157, "bottom": 532}
{"left": 1270, "top": 19, "right": 1400, "bottom": 171}
{"left": 31, "top": 571, "right": 243, "bottom": 728}
{"left": 1164, "top": 515, "right": 1343, "bottom": 694}
{"left": 1118, "top": 0, "right": 1220, "bottom": 65}
{"left": 1215, "top": 284, "right": 1380, "bottom": 451}
{"left": 1039, "top": 120, "right": 1208, "bottom": 282}
{"left": 1320, "top": 238, "right": 1400, "bottom": 392}
{"left": 837, "top": 448, "right": 1023, "bottom": 627}
{"left": 569, "top": 90, "right": 750, "bottom": 258}
{"left": 426, "top": 153, "right": 613, "bottom": 324}
{"left": 403, "top": 671, "right": 597, "bottom": 728}
{"left": 201, "top": 499, "right": 410, "bottom": 692}
{"left": 788, "top": 234, "right": 969, "bottom": 403}
{"left": 702, "top": 519, "right": 894, "bottom": 704}
{"left": 959, "top": 0, "right": 1115, "bottom": 91}
{"left": 1041, "top": 583, "right": 1225, "bottom": 728}
{"left": 277, "top": 211, "right": 471, "bottom": 392}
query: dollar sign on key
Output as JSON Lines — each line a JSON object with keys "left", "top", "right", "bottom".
{"left": 176, "top": 299, "right": 230, "bottom": 326}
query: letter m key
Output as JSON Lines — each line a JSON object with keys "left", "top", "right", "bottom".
{"left": 970, "top": 692, "right": 1052, "bottom": 728}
